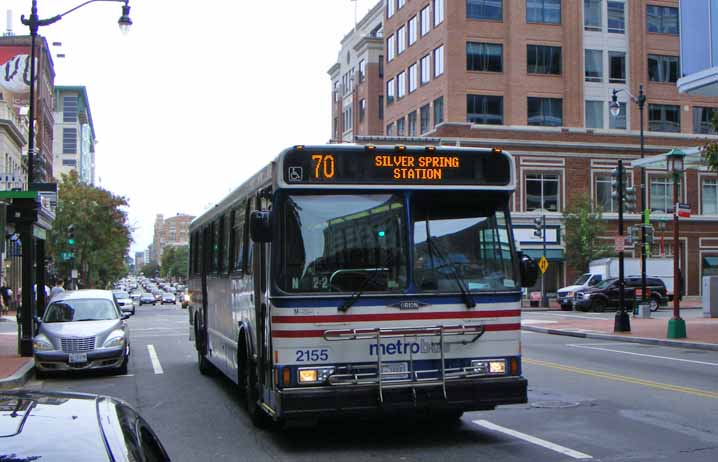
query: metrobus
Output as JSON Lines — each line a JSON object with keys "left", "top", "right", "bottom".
{"left": 187, "top": 143, "right": 538, "bottom": 427}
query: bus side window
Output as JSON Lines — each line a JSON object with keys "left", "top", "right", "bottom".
{"left": 227, "top": 211, "right": 236, "bottom": 273}
{"left": 217, "top": 216, "right": 225, "bottom": 273}
{"left": 243, "top": 201, "right": 252, "bottom": 275}
{"left": 234, "top": 204, "right": 245, "bottom": 273}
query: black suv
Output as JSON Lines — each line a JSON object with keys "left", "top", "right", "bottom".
{"left": 574, "top": 276, "right": 668, "bottom": 312}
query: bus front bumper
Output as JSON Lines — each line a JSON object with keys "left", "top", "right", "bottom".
{"left": 277, "top": 376, "right": 527, "bottom": 419}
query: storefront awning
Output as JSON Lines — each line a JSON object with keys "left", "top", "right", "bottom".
{"left": 522, "top": 249, "right": 564, "bottom": 261}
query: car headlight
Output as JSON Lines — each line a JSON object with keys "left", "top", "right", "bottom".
{"left": 103, "top": 331, "right": 126, "bottom": 348}
{"left": 567, "top": 291, "right": 574, "bottom": 297}
{"left": 298, "top": 367, "right": 335, "bottom": 384}
{"left": 33, "top": 336, "right": 55, "bottom": 352}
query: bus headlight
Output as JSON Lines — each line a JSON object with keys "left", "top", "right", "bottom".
{"left": 298, "top": 367, "right": 334, "bottom": 384}
{"left": 470, "top": 359, "right": 506, "bottom": 375}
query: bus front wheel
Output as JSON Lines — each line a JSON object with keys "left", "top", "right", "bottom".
{"left": 243, "top": 353, "right": 268, "bottom": 428}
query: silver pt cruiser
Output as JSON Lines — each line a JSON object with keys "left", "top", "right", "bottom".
{"left": 33, "top": 289, "right": 131, "bottom": 377}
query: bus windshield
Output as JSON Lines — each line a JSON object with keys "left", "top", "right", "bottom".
{"left": 279, "top": 193, "right": 407, "bottom": 293}
{"left": 412, "top": 192, "right": 517, "bottom": 292}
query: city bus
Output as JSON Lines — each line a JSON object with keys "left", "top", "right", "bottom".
{"left": 187, "top": 143, "right": 538, "bottom": 427}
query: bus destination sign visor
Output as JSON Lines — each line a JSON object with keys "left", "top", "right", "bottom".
{"left": 282, "top": 148, "right": 511, "bottom": 186}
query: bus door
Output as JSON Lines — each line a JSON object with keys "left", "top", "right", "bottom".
{"left": 252, "top": 193, "right": 272, "bottom": 390}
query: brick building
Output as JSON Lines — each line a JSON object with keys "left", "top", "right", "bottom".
{"left": 151, "top": 213, "right": 194, "bottom": 264}
{"left": 330, "top": 0, "right": 718, "bottom": 297}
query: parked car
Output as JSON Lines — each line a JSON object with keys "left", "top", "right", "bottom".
{"left": 112, "top": 290, "right": 135, "bottom": 315}
{"left": 0, "top": 390, "right": 170, "bottom": 461}
{"left": 161, "top": 292, "right": 176, "bottom": 305}
{"left": 33, "top": 290, "right": 131, "bottom": 377}
{"left": 574, "top": 276, "right": 668, "bottom": 312}
{"left": 139, "top": 292, "right": 156, "bottom": 305}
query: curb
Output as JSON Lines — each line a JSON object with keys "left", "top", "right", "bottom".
{"left": 0, "top": 359, "right": 35, "bottom": 390}
{"left": 521, "top": 325, "right": 718, "bottom": 351}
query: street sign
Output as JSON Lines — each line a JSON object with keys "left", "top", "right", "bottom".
{"left": 614, "top": 235, "right": 625, "bottom": 253}
{"left": 60, "top": 251, "right": 74, "bottom": 261}
{"left": 71, "top": 269, "right": 78, "bottom": 279}
{"left": 538, "top": 256, "right": 549, "bottom": 274}
{"left": 676, "top": 203, "right": 691, "bottom": 218}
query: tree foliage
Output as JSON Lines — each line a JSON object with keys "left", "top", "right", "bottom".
{"left": 702, "top": 112, "right": 718, "bottom": 171}
{"left": 562, "top": 194, "right": 612, "bottom": 273}
{"left": 141, "top": 261, "right": 160, "bottom": 277}
{"left": 160, "top": 245, "right": 189, "bottom": 280}
{"left": 48, "top": 171, "right": 132, "bottom": 288}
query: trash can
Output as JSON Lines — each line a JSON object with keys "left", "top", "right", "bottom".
{"left": 702, "top": 276, "right": 718, "bottom": 318}
{"left": 635, "top": 302, "right": 651, "bottom": 319}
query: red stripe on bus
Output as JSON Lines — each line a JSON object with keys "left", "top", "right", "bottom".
{"left": 271, "top": 310, "right": 520, "bottom": 324}
{"left": 271, "top": 323, "right": 521, "bottom": 338}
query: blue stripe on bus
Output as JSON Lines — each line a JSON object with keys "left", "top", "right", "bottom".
{"left": 270, "top": 293, "right": 521, "bottom": 308}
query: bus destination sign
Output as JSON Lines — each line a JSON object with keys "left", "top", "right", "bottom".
{"left": 283, "top": 148, "right": 511, "bottom": 186}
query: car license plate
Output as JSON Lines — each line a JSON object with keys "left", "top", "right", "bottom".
{"left": 68, "top": 353, "right": 87, "bottom": 364}
{"left": 381, "top": 362, "right": 409, "bottom": 380}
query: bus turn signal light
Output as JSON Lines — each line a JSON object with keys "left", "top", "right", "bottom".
{"left": 283, "top": 367, "right": 291, "bottom": 386}
{"left": 510, "top": 358, "right": 519, "bottom": 376}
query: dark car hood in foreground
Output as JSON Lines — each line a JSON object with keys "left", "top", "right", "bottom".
{"left": 0, "top": 390, "right": 110, "bottom": 461}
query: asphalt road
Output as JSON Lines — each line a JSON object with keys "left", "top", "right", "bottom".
{"left": 23, "top": 304, "right": 718, "bottom": 462}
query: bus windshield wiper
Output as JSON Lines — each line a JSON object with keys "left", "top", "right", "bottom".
{"left": 338, "top": 254, "right": 394, "bottom": 312}
{"left": 425, "top": 234, "right": 476, "bottom": 309}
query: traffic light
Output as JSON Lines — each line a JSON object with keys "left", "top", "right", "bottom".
{"left": 67, "top": 224, "right": 76, "bottom": 246}
{"left": 629, "top": 225, "right": 640, "bottom": 244}
{"left": 644, "top": 224, "right": 655, "bottom": 244}
{"left": 610, "top": 168, "right": 620, "bottom": 202}
{"left": 624, "top": 186, "right": 637, "bottom": 212}
{"left": 533, "top": 216, "right": 544, "bottom": 238}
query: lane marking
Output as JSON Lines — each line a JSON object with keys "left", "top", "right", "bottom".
{"left": 132, "top": 327, "right": 185, "bottom": 332}
{"left": 540, "top": 313, "right": 608, "bottom": 320}
{"left": 473, "top": 420, "right": 592, "bottom": 460}
{"left": 525, "top": 358, "right": 718, "bottom": 399}
{"left": 147, "top": 344, "right": 164, "bottom": 374}
{"left": 521, "top": 320, "right": 558, "bottom": 325}
{"left": 565, "top": 344, "right": 718, "bottom": 366}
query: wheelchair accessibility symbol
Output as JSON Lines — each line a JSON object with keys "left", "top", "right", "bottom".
{"left": 288, "top": 166, "right": 303, "bottom": 182}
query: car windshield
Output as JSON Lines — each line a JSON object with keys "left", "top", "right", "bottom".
{"left": 43, "top": 299, "right": 119, "bottom": 322}
{"left": 574, "top": 274, "right": 591, "bottom": 285}
{"left": 113, "top": 291, "right": 130, "bottom": 299}
{"left": 279, "top": 193, "right": 407, "bottom": 293}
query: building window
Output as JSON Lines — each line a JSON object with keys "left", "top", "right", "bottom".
{"left": 387, "top": 35, "right": 395, "bottom": 61}
{"left": 609, "top": 51, "right": 626, "bottom": 83}
{"left": 63, "top": 127, "right": 77, "bottom": 154}
{"left": 527, "top": 45, "right": 561, "bottom": 75}
{"left": 585, "top": 101, "right": 604, "bottom": 129}
{"left": 408, "top": 16, "right": 418, "bottom": 46}
{"left": 467, "top": 0, "right": 503, "bottom": 20}
{"left": 63, "top": 95, "right": 78, "bottom": 123}
{"left": 359, "top": 60, "right": 366, "bottom": 82}
{"left": 387, "top": 122, "right": 395, "bottom": 136}
{"left": 609, "top": 102, "right": 627, "bottom": 129}
{"left": 343, "top": 106, "right": 353, "bottom": 130}
{"left": 467, "top": 94, "right": 503, "bottom": 125}
{"left": 420, "top": 54, "right": 431, "bottom": 84}
{"left": 434, "top": 45, "right": 445, "bottom": 77}
{"left": 648, "top": 104, "right": 680, "bottom": 132}
{"left": 387, "top": 0, "right": 395, "bottom": 18}
{"left": 526, "top": 173, "right": 560, "bottom": 211}
{"left": 526, "top": 0, "right": 561, "bottom": 24}
{"left": 379, "top": 56, "right": 384, "bottom": 77}
{"left": 528, "top": 97, "right": 563, "bottom": 126}
{"left": 360, "top": 99, "right": 366, "bottom": 122}
{"left": 62, "top": 159, "right": 77, "bottom": 167}
{"left": 397, "top": 72, "right": 406, "bottom": 99}
{"left": 648, "top": 54, "right": 680, "bottom": 83}
{"left": 397, "top": 117, "right": 406, "bottom": 136}
{"left": 703, "top": 179, "right": 718, "bottom": 215}
{"left": 647, "top": 5, "right": 679, "bottom": 35}
{"left": 398, "top": 0, "right": 406, "bottom": 9}
{"left": 387, "top": 78, "right": 395, "bottom": 104}
{"left": 607, "top": 1, "right": 625, "bottom": 33}
{"left": 408, "top": 111, "right": 417, "bottom": 136}
{"left": 693, "top": 107, "right": 718, "bottom": 134}
{"left": 467, "top": 42, "right": 503, "bottom": 72}
{"left": 585, "top": 49, "right": 603, "bottom": 82}
{"left": 379, "top": 96, "right": 384, "bottom": 120}
{"left": 421, "top": 5, "right": 431, "bottom": 36}
{"left": 397, "top": 26, "right": 406, "bottom": 55}
{"left": 433, "top": 0, "right": 445, "bottom": 26}
{"left": 596, "top": 173, "right": 631, "bottom": 212}
{"left": 420, "top": 104, "right": 431, "bottom": 133}
{"left": 434, "top": 96, "right": 444, "bottom": 126}
{"left": 584, "top": 0, "right": 602, "bottom": 31}
{"left": 409, "top": 64, "right": 418, "bottom": 93}
{"left": 650, "top": 176, "right": 680, "bottom": 213}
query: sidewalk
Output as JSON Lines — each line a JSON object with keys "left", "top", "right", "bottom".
{"left": 522, "top": 306, "right": 718, "bottom": 351}
{"left": 0, "top": 310, "right": 34, "bottom": 389}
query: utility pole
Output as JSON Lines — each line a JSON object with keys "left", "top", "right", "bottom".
{"left": 613, "top": 161, "right": 631, "bottom": 332}
{"left": 533, "top": 215, "right": 548, "bottom": 307}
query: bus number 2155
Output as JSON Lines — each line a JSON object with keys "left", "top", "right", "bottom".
{"left": 296, "top": 349, "right": 329, "bottom": 362}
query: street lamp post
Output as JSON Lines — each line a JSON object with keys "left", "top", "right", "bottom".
{"left": 666, "top": 149, "right": 687, "bottom": 339}
{"left": 610, "top": 85, "right": 648, "bottom": 313}
{"left": 16, "top": 0, "right": 132, "bottom": 357}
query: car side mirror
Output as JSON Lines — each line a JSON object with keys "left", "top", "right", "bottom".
{"left": 121, "top": 314, "right": 130, "bottom": 320}
{"left": 518, "top": 253, "right": 539, "bottom": 288}
{"left": 33, "top": 315, "right": 42, "bottom": 325}
{"left": 249, "top": 210, "right": 272, "bottom": 243}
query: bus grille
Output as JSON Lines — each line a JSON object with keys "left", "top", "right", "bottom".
{"left": 61, "top": 337, "right": 96, "bottom": 353}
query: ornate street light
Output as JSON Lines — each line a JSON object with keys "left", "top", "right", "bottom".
{"left": 665, "top": 148, "right": 686, "bottom": 339}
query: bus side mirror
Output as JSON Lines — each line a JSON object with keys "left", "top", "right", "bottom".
{"left": 249, "top": 211, "right": 272, "bottom": 243}
{"left": 519, "top": 253, "right": 539, "bottom": 288}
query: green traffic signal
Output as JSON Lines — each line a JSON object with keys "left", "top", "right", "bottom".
{"left": 68, "top": 238, "right": 75, "bottom": 246}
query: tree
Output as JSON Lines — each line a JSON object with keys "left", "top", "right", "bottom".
{"left": 160, "top": 245, "right": 189, "bottom": 281}
{"left": 48, "top": 171, "right": 132, "bottom": 288}
{"left": 141, "top": 261, "right": 160, "bottom": 277}
{"left": 702, "top": 112, "right": 718, "bottom": 170}
{"left": 562, "top": 194, "right": 613, "bottom": 273}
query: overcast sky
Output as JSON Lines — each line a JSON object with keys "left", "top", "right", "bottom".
{"left": 3, "top": 0, "right": 374, "bottom": 257}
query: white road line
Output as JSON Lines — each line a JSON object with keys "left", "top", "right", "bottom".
{"left": 566, "top": 343, "right": 718, "bottom": 366}
{"left": 473, "top": 420, "right": 593, "bottom": 460}
{"left": 540, "top": 313, "right": 607, "bottom": 320}
{"left": 133, "top": 327, "right": 184, "bottom": 331}
{"left": 147, "top": 344, "right": 164, "bottom": 374}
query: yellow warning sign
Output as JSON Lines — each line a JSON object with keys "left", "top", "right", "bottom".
{"left": 538, "top": 256, "right": 549, "bottom": 274}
